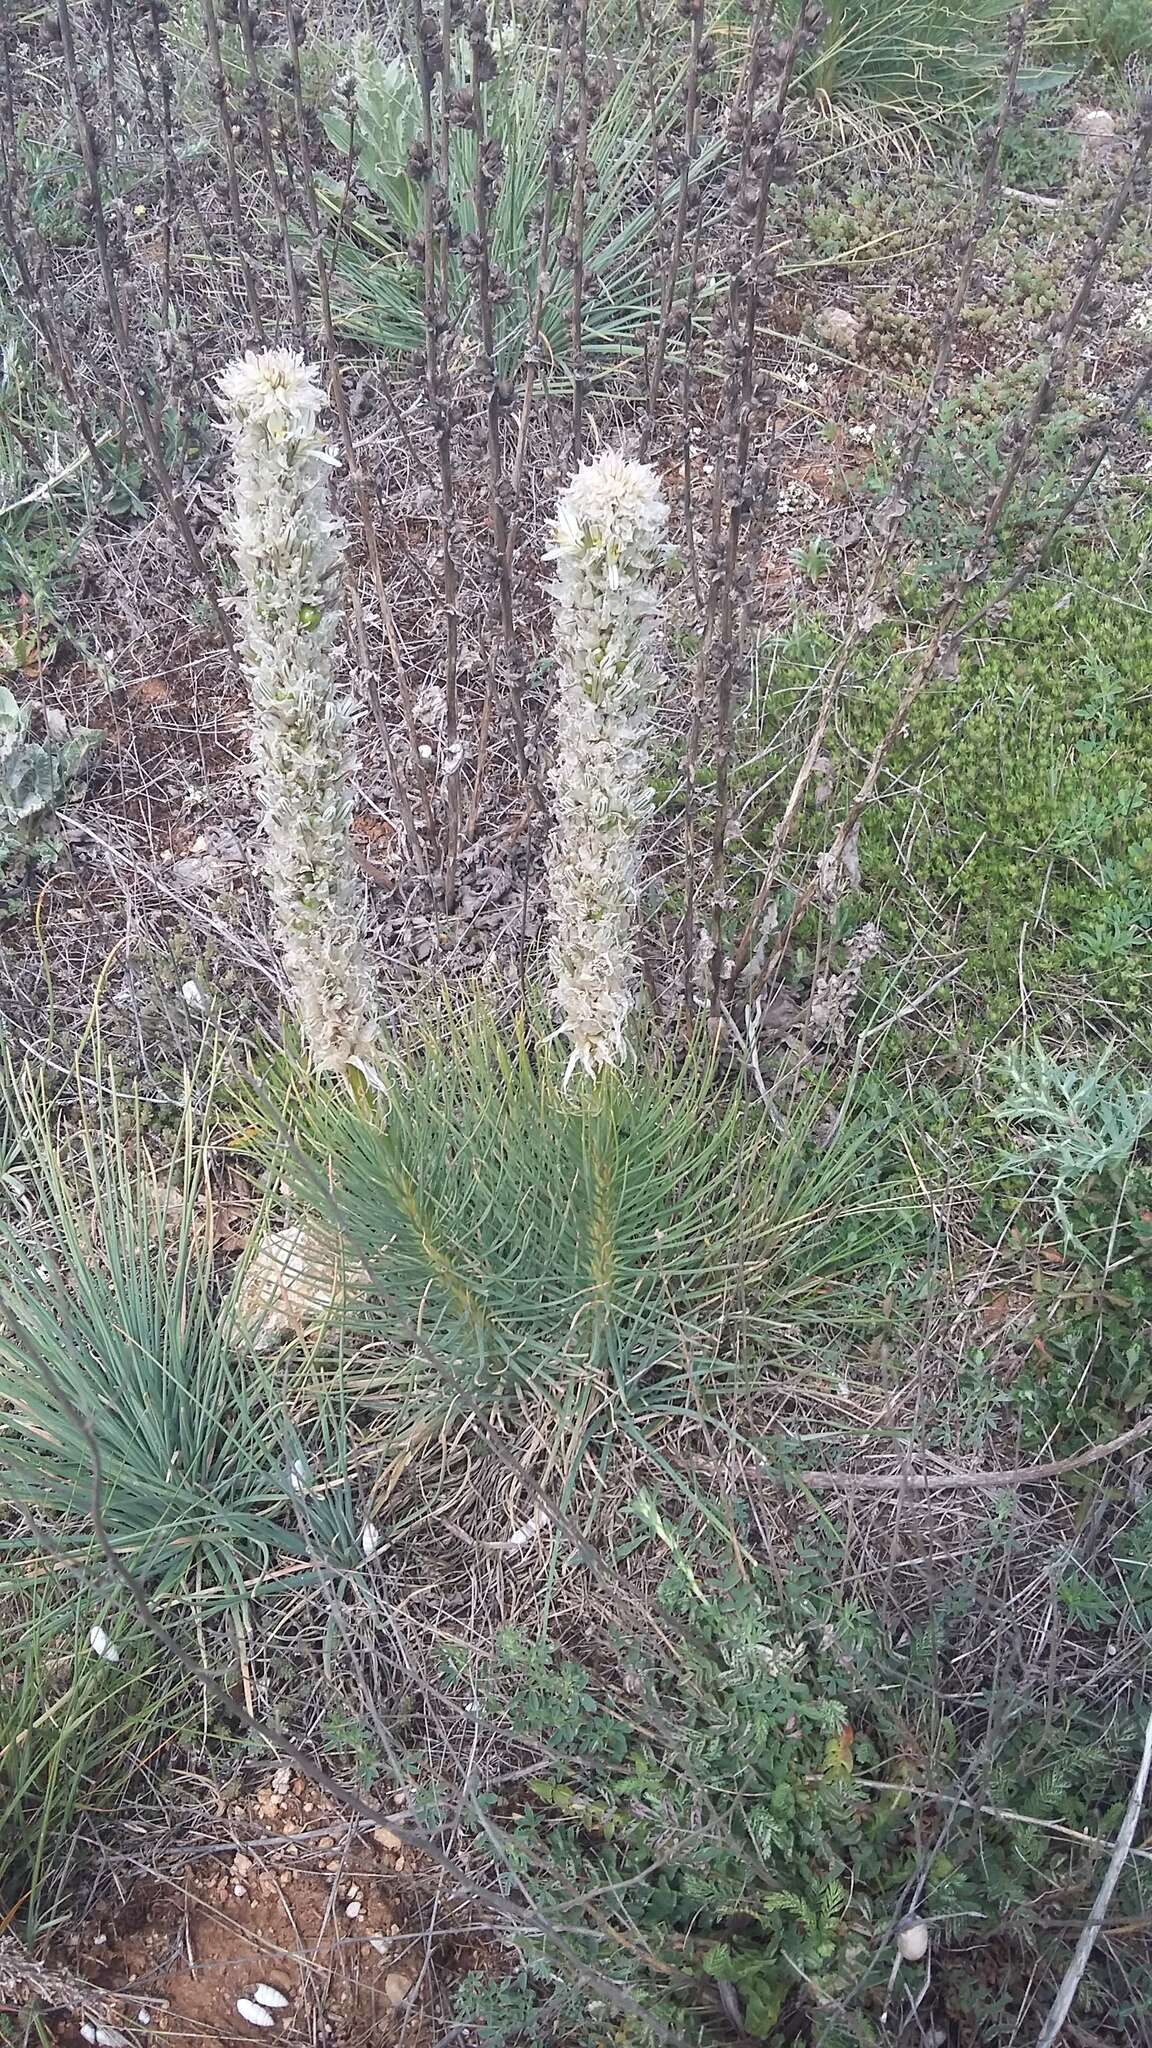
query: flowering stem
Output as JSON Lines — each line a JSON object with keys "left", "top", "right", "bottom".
{"left": 219, "top": 349, "right": 381, "bottom": 1080}
{"left": 546, "top": 452, "right": 669, "bottom": 1082}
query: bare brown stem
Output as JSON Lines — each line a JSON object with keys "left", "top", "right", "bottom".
{"left": 54, "top": 0, "right": 234, "bottom": 646}
{"left": 567, "top": 0, "right": 590, "bottom": 461}
{"left": 464, "top": 8, "right": 530, "bottom": 827}
{"left": 277, "top": 8, "right": 438, "bottom": 872}
{"left": 644, "top": 0, "right": 704, "bottom": 426}
{"left": 200, "top": 0, "right": 266, "bottom": 332}
{"left": 233, "top": 0, "right": 306, "bottom": 343}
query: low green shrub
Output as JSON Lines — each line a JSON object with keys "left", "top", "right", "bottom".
{"left": 439, "top": 1510, "right": 1152, "bottom": 2045}
{"left": 743, "top": 521, "right": 1152, "bottom": 1038}
{"left": 467, "top": 1541, "right": 895, "bottom": 2042}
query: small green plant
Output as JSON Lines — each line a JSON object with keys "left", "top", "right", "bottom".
{"left": 998, "top": 105, "right": 1078, "bottom": 192}
{"left": 987, "top": 1044, "right": 1152, "bottom": 1450}
{"left": 996, "top": 1042, "right": 1152, "bottom": 1229}
{"left": 864, "top": 361, "right": 1086, "bottom": 579}
{"left": 790, "top": 533, "right": 837, "bottom": 582}
{"left": 445, "top": 1506, "right": 1152, "bottom": 2045}
{"left": 462, "top": 1529, "right": 897, "bottom": 2042}
{"left": 0, "top": 686, "right": 99, "bottom": 878}
{"left": 319, "top": 40, "right": 723, "bottom": 373}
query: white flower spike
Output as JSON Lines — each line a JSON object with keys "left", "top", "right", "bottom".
{"left": 88, "top": 1624, "right": 119, "bottom": 1664}
{"left": 546, "top": 451, "right": 669, "bottom": 1081}
{"left": 218, "top": 350, "right": 380, "bottom": 1078}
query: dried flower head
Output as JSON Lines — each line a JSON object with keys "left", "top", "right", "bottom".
{"left": 546, "top": 451, "right": 669, "bottom": 1080}
{"left": 218, "top": 349, "right": 379, "bottom": 1077}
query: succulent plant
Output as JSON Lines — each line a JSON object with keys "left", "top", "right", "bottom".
{"left": 0, "top": 687, "right": 100, "bottom": 875}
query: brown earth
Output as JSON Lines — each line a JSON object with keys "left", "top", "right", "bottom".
{"left": 53, "top": 1773, "right": 497, "bottom": 2048}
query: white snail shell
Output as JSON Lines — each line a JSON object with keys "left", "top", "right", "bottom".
{"left": 896, "top": 1915, "right": 930, "bottom": 1963}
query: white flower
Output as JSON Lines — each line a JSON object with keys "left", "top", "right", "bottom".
{"left": 545, "top": 452, "right": 669, "bottom": 1080}
{"left": 218, "top": 350, "right": 380, "bottom": 1077}
{"left": 88, "top": 1624, "right": 120, "bottom": 1664}
{"left": 360, "top": 1519, "right": 383, "bottom": 1560}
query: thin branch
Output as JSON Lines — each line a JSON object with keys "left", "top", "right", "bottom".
{"left": 794, "top": 1407, "right": 1152, "bottom": 1492}
{"left": 1034, "top": 1704, "right": 1152, "bottom": 2048}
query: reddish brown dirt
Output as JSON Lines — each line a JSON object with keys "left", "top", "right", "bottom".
{"left": 57, "top": 1776, "right": 477, "bottom": 2048}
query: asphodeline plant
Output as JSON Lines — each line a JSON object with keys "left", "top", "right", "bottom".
{"left": 546, "top": 451, "right": 670, "bottom": 1082}
{"left": 218, "top": 349, "right": 380, "bottom": 1080}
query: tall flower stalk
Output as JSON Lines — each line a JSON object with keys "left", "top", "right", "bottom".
{"left": 547, "top": 452, "right": 669, "bottom": 1081}
{"left": 219, "top": 349, "right": 380, "bottom": 1078}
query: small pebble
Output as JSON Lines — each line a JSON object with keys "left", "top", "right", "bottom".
{"left": 385, "top": 1971, "right": 414, "bottom": 2007}
{"left": 345, "top": 1899, "right": 363, "bottom": 1919}
{"left": 373, "top": 1828, "right": 402, "bottom": 1852}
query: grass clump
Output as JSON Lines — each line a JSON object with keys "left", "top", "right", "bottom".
{"left": 0, "top": 1053, "right": 367, "bottom": 1609}
{"left": 1059, "top": 0, "right": 1152, "bottom": 65}
{"left": 782, "top": 0, "right": 1008, "bottom": 133}
{"left": 0, "top": 1579, "right": 183, "bottom": 1938}
{"left": 319, "top": 39, "right": 722, "bottom": 373}
{"left": 250, "top": 1007, "right": 913, "bottom": 1502}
